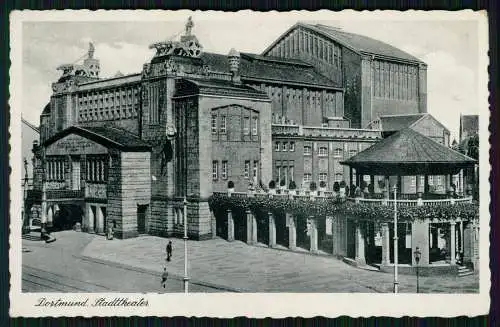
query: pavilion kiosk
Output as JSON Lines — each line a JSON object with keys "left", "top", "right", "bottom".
{"left": 340, "top": 128, "right": 478, "bottom": 275}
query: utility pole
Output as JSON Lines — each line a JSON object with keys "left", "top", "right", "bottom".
{"left": 393, "top": 185, "right": 399, "bottom": 293}
{"left": 183, "top": 196, "right": 189, "bottom": 293}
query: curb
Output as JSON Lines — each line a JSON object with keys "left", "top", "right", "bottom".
{"left": 75, "top": 255, "right": 246, "bottom": 293}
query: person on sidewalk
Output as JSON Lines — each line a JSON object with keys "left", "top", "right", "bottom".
{"left": 166, "top": 241, "right": 173, "bottom": 262}
{"left": 161, "top": 268, "right": 168, "bottom": 288}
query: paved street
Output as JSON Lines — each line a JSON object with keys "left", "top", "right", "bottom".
{"left": 79, "top": 231, "right": 478, "bottom": 293}
{"left": 22, "top": 231, "right": 218, "bottom": 293}
{"left": 22, "top": 230, "right": 479, "bottom": 293}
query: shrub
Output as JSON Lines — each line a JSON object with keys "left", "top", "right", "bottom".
{"left": 360, "top": 180, "right": 367, "bottom": 189}
{"left": 339, "top": 181, "right": 346, "bottom": 188}
{"left": 227, "top": 181, "right": 234, "bottom": 189}
{"left": 309, "top": 181, "right": 317, "bottom": 191}
{"left": 289, "top": 181, "right": 297, "bottom": 190}
{"left": 333, "top": 182, "right": 340, "bottom": 192}
{"left": 319, "top": 181, "right": 327, "bottom": 188}
{"left": 280, "top": 179, "right": 286, "bottom": 187}
{"left": 269, "top": 180, "right": 276, "bottom": 189}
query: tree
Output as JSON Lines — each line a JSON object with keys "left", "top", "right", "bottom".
{"left": 467, "top": 134, "right": 479, "bottom": 160}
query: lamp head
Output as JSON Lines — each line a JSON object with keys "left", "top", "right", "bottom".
{"left": 414, "top": 246, "right": 421, "bottom": 263}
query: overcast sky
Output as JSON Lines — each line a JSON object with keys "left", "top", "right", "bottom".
{"left": 20, "top": 10, "right": 487, "bottom": 141}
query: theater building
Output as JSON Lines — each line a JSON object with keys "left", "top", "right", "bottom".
{"left": 29, "top": 18, "right": 441, "bottom": 239}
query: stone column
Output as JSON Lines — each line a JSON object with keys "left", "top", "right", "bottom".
{"left": 381, "top": 223, "right": 390, "bottom": 265}
{"left": 96, "top": 206, "right": 104, "bottom": 234}
{"left": 331, "top": 217, "right": 338, "bottom": 255}
{"left": 288, "top": 213, "right": 297, "bottom": 250}
{"left": 355, "top": 222, "right": 366, "bottom": 265}
{"left": 310, "top": 217, "right": 318, "bottom": 253}
{"left": 210, "top": 210, "right": 217, "bottom": 239}
{"left": 227, "top": 209, "right": 234, "bottom": 242}
{"left": 252, "top": 212, "right": 258, "bottom": 244}
{"left": 246, "top": 209, "right": 253, "bottom": 245}
{"left": 450, "top": 221, "right": 456, "bottom": 264}
{"left": 268, "top": 212, "right": 276, "bottom": 248}
{"left": 463, "top": 223, "right": 472, "bottom": 263}
{"left": 87, "top": 204, "right": 94, "bottom": 232}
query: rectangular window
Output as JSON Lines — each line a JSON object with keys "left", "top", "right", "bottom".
{"left": 212, "top": 161, "right": 218, "bottom": 180}
{"left": 349, "top": 149, "right": 357, "bottom": 157}
{"left": 436, "top": 176, "right": 442, "bottom": 185}
{"left": 252, "top": 117, "right": 258, "bottom": 135}
{"left": 319, "top": 146, "right": 328, "bottom": 156}
{"left": 304, "top": 173, "right": 312, "bottom": 182}
{"left": 282, "top": 142, "right": 288, "bottom": 152}
{"left": 319, "top": 173, "right": 328, "bottom": 182}
{"left": 334, "top": 148, "right": 342, "bottom": 158}
{"left": 243, "top": 117, "right": 250, "bottom": 135}
{"left": 304, "top": 146, "right": 312, "bottom": 155}
{"left": 244, "top": 161, "right": 250, "bottom": 179}
{"left": 410, "top": 176, "right": 416, "bottom": 188}
{"left": 275, "top": 142, "right": 280, "bottom": 151}
{"left": 220, "top": 115, "right": 227, "bottom": 134}
{"left": 253, "top": 161, "right": 259, "bottom": 182}
{"left": 211, "top": 114, "right": 217, "bottom": 134}
{"left": 221, "top": 161, "right": 228, "bottom": 180}
{"left": 289, "top": 142, "right": 295, "bottom": 152}
{"left": 335, "top": 173, "right": 343, "bottom": 182}
{"left": 428, "top": 176, "right": 434, "bottom": 186}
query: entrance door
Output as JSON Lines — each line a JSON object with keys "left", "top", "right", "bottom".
{"left": 137, "top": 205, "right": 148, "bottom": 234}
{"left": 71, "top": 156, "right": 81, "bottom": 190}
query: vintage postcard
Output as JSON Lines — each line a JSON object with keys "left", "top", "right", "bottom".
{"left": 9, "top": 10, "right": 490, "bottom": 317}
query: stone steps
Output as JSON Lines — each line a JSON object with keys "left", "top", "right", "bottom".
{"left": 458, "top": 265, "right": 474, "bottom": 277}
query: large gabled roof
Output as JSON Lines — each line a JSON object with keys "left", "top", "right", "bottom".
{"left": 341, "top": 128, "right": 475, "bottom": 175}
{"left": 43, "top": 125, "right": 151, "bottom": 152}
{"left": 262, "top": 23, "right": 425, "bottom": 64}
{"left": 200, "top": 52, "right": 339, "bottom": 89}
{"left": 378, "top": 113, "right": 427, "bottom": 132}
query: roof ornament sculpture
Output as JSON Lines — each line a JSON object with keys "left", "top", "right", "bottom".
{"left": 149, "top": 16, "right": 203, "bottom": 58}
{"left": 88, "top": 42, "right": 95, "bottom": 59}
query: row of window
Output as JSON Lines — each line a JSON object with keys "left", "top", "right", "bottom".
{"left": 274, "top": 141, "right": 295, "bottom": 152}
{"left": 211, "top": 115, "right": 259, "bottom": 136}
{"left": 86, "top": 157, "right": 108, "bottom": 182}
{"left": 46, "top": 158, "right": 65, "bottom": 181}
{"left": 275, "top": 143, "right": 358, "bottom": 158}
{"left": 303, "top": 173, "right": 344, "bottom": 183}
{"left": 45, "top": 157, "right": 108, "bottom": 182}
{"left": 212, "top": 160, "right": 259, "bottom": 181}
{"left": 269, "top": 28, "right": 342, "bottom": 69}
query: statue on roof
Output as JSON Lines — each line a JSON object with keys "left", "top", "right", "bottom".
{"left": 88, "top": 42, "right": 95, "bottom": 59}
{"left": 185, "top": 16, "right": 194, "bottom": 36}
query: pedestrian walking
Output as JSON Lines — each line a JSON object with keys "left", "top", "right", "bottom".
{"left": 161, "top": 268, "right": 168, "bottom": 288}
{"left": 166, "top": 241, "right": 173, "bottom": 262}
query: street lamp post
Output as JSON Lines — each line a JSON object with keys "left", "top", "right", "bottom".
{"left": 183, "top": 196, "right": 189, "bottom": 293}
{"left": 393, "top": 185, "right": 399, "bottom": 293}
{"left": 414, "top": 246, "right": 421, "bottom": 293}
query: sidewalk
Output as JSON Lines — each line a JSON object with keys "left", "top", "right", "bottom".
{"left": 80, "top": 233, "right": 479, "bottom": 293}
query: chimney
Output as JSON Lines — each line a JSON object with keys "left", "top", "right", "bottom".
{"left": 228, "top": 48, "right": 241, "bottom": 83}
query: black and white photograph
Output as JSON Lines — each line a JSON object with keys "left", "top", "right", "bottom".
{"left": 9, "top": 10, "right": 489, "bottom": 317}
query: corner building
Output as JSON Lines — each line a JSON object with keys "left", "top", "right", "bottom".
{"left": 31, "top": 19, "right": 431, "bottom": 239}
